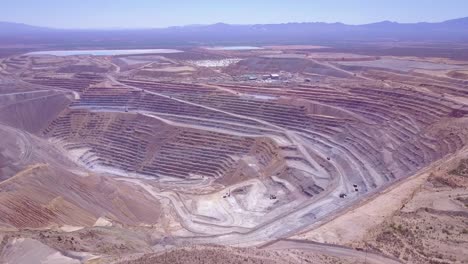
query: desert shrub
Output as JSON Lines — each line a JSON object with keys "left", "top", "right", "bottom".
{"left": 449, "top": 159, "right": 468, "bottom": 177}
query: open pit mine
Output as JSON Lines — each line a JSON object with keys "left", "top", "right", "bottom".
{"left": 0, "top": 45, "right": 467, "bottom": 264}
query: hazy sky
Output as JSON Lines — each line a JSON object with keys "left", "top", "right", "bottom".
{"left": 3, "top": 0, "right": 468, "bottom": 28}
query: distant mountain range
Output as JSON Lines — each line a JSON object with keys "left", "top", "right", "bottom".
{"left": 0, "top": 21, "right": 52, "bottom": 34}
{"left": 1, "top": 17, "right": 468, "bottom": 46}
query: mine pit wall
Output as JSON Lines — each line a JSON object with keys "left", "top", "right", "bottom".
{"left": 23, "top": 74, "right": 104, "bottom": 94}
{"left": 0, "top": 155, "right": 20, "bottom": 182}
{"left": 40, "top": 105, "right": 468, "bottom": 202}
{"left": 0, "top": 92, "right": 72, "bottom": 134}
{"left": 37, "top": 73, "right": 468, "bottom": 206}
{"left": 42, "top": 107, "right": 326, "bottom": 199}
{"left": 42, "top": 109, "right": 293, "bottom": 185}
{"left": 283, "top": 98, "right": 369, "bottom": 124}
{"left": 218, "top": 137, "right": 289, "bottom": 186}
{"left": 0, "top": 165, "right": 163, "bottom": 229}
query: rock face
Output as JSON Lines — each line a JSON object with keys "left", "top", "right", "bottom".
{"left": 0, "top": 164, "right": 163, "bottom": 229}
{"left": 43, "top": 109, "right": 282, "bottom": 183}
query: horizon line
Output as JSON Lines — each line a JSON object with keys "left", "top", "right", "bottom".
{"left": 1, "top": 16, "right": 467, "bottom": 31}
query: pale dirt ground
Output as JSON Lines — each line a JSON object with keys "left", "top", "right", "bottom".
{"left": 294, "top": 147, "right": 468, "bottom": 264}
{"left": 413, "top": 69, "right": 454, "bottom": 77}
{"left": 294, "top": 146, "right": 467, "bottom": 243}
{"left": 113, "top": 245, "right": 364, "bottom": 264}
{"left": 0, "top": 238, "right": 81, "bottom": 264}
{"left": 142, "top": 66, "right": 196, "bottom": 72}
{"left": 293, "top": 162, "right": 434, "bottom": 244}
{"left": 388, "top": 56, "right": 468, "bottom": 65}
{"left": 358, "top": 169, "right": 468, "bottom": 263}
{"left": 307, "top": 52, "right": 375, "bottom": 60}
{"left": 263, "top": 45, "right": 329, "bottom": 50}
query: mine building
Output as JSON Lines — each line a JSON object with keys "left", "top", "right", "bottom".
{"left": 270, "top": 74, "right": 280, "bottom": 79}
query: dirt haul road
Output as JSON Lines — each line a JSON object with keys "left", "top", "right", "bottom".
{"left": 263, "top": 239, "right": 402, "bottom": 264}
